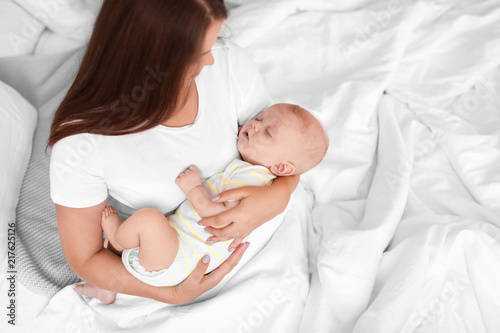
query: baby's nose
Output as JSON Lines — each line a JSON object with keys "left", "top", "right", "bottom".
{"left": 252, "top": 121, "right": 260, "bottom": 131}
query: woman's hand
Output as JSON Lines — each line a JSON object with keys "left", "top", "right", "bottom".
{"left": 199, "top": 175, "right": 299, "bottom": 250}
{"left": 170, "top": 242, "right": 250, "bottom": 304}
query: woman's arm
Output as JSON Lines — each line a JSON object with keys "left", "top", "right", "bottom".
{"left": 56, "top": 201, "right": 248, "bottom": 304}
{"left": 199, "top": 175, "right": 299, "bottom": 244}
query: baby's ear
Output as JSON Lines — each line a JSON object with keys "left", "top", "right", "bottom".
{"left": 271, "top": 162, "right": 295, "bottom": 176}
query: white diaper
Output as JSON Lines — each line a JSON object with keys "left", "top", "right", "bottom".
{"left": 122, "top": 247, "right": 200, "bottom": 286}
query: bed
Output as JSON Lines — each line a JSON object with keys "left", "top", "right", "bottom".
{"left": 1, "top": 0, "right": 499, "bottom": 332}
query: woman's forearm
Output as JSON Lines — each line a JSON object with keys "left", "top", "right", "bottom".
{"left": 75, "top": 247, "right": 177, "bottom": 303}
{"left": 74, "top": 242, "right": 249, "bottom": 305}
{"left": 55, "top": 203, "right": 178, "bottom": 302}
{"left": 269, "top": 175, "right": 300, "bottom": 211}
{"left": 273, "top": 175, "right": 300, "bottom": 196}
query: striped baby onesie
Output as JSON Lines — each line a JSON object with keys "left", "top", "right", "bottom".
{"left": 121, "top": 158, "right": 276, "bottom": 286}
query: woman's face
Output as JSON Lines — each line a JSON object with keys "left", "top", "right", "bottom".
{"left": 187, "top": 19, "right": 224, "bottom": 79}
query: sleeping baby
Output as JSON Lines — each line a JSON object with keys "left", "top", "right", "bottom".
{"left": 93, "top": 103, "right": 328, "bottom": 303}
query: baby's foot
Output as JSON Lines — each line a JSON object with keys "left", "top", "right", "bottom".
{"left": 101, "top": 206, "right": 124, "bottom": 251}
{"left": 75, "top": 283, "right": 116, "bottom": 304}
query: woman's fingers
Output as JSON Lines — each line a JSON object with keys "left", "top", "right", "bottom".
{"left": 200, "top": 208, "right": 241, "bottom": 228}
{"left": 201, "top": 186, "right": 260, "bottom": 228}
{"left": 184, "top": 241, "right": 248, "bottom": 285}
{"left": 228, "top": 237, "right": 245, "bottom": 252}
{"left": 212, "top": 187, "right": 250, "bottom": 203}
{"left": 201, "top": 242, "right": 249, "bottom": 285}
{"left": 205, "top": 223, "right": 249, "bottom": 243}
{"left": 172, "top": 254, "right": 212, "bottom": 304}
{"left": 204, "top": 224, "right": 230, "bottom": 238}
{"left": 187, "top": 254, "right": 211, "bottom": 281}
{"left": 202, "top": 220, "right": 231, "bottom": 229}
{"left": 170, "top": 242, "right": 250, "bottom": 304}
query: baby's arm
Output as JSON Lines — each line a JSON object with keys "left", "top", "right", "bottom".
{"left": 176, "top": 166, "right": 239, "bottom": 218}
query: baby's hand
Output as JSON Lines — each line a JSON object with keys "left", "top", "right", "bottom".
{"left": 176, "top": 165, "right": 203, "bottom": 195}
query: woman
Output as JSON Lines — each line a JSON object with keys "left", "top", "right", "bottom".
{"left": 47, "top": 0, "right": 298, "bottom": 304}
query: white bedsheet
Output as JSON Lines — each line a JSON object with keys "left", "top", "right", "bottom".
{"left": 1, "top": 0, "right": 500, "bottom": 332}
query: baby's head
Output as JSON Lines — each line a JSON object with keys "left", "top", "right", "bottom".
{"left": 238, "top": 103, "right": 329, "bottom": 176}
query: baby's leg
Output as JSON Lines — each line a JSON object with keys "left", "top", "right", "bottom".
{"left": 101, "top": 206, "right": 179, "bottom": 272}
{"left": 101, "top": 206, "right": 126, "bottom": 252}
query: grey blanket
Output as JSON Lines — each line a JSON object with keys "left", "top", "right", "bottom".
{"left": 0, "top": 47, "right": 86, "bottom": 297}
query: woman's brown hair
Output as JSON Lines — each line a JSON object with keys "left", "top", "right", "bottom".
{"left": 47, "top": 0, "right": 227, "bottom": 148}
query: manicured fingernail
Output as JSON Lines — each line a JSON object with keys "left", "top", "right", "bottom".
{"left": 212, "top": 194, "right": 220, "bottom": 201}
{"left": 202, "top": 255, "right": 210, "bottom": 263}
{"left": 228, "top": 247, "right": 234, "bottom": 252}
{"left": 204, "top": 227, "right": 209, "bottom": 233}
{"left": 197, "top": 221, "right": 203, "bottom": 226}
{"left": 206, "top": 240, "right": 214, "bottom": 246}
{"left": 243, "top": 242, "right": 249, "bottom": 251}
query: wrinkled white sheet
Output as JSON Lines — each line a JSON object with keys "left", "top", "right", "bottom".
{"left": 4, "top": 0, "right": 500, "bottom": 331}
{"left": 229, "top": 0, "right": 500, "bottom": 332}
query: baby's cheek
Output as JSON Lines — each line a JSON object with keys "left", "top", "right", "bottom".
{"left": 250, "top": 148, "right": 265, "bottom": 165}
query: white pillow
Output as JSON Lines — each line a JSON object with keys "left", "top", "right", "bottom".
{"left": 0, "top": 0, "right": 45, "bottom": 57}
{"left": 0, "top": 81, "right": 38, "bottom": 252}
{"left": 12, "top": 0, "right": 98, "bottom": 41}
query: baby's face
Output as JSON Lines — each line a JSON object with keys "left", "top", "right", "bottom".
{"left": 237, "top": 104, "right": 305, "bottom": 174}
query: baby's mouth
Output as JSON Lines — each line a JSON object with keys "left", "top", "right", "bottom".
{"left": 241, "top": 129, "right": 249, "bottom": 141}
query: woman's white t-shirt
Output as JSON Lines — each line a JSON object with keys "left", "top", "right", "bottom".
{"left": 50, "top": 39, "right": 273, "bottom": 217}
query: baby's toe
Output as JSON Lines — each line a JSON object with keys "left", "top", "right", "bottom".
{"left": 103, "top": 206, "right": 113, "bottom": 217}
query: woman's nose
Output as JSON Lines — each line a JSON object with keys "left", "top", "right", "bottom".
{"left": 203, "top": 51, "right": 215, "bottom": 67}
